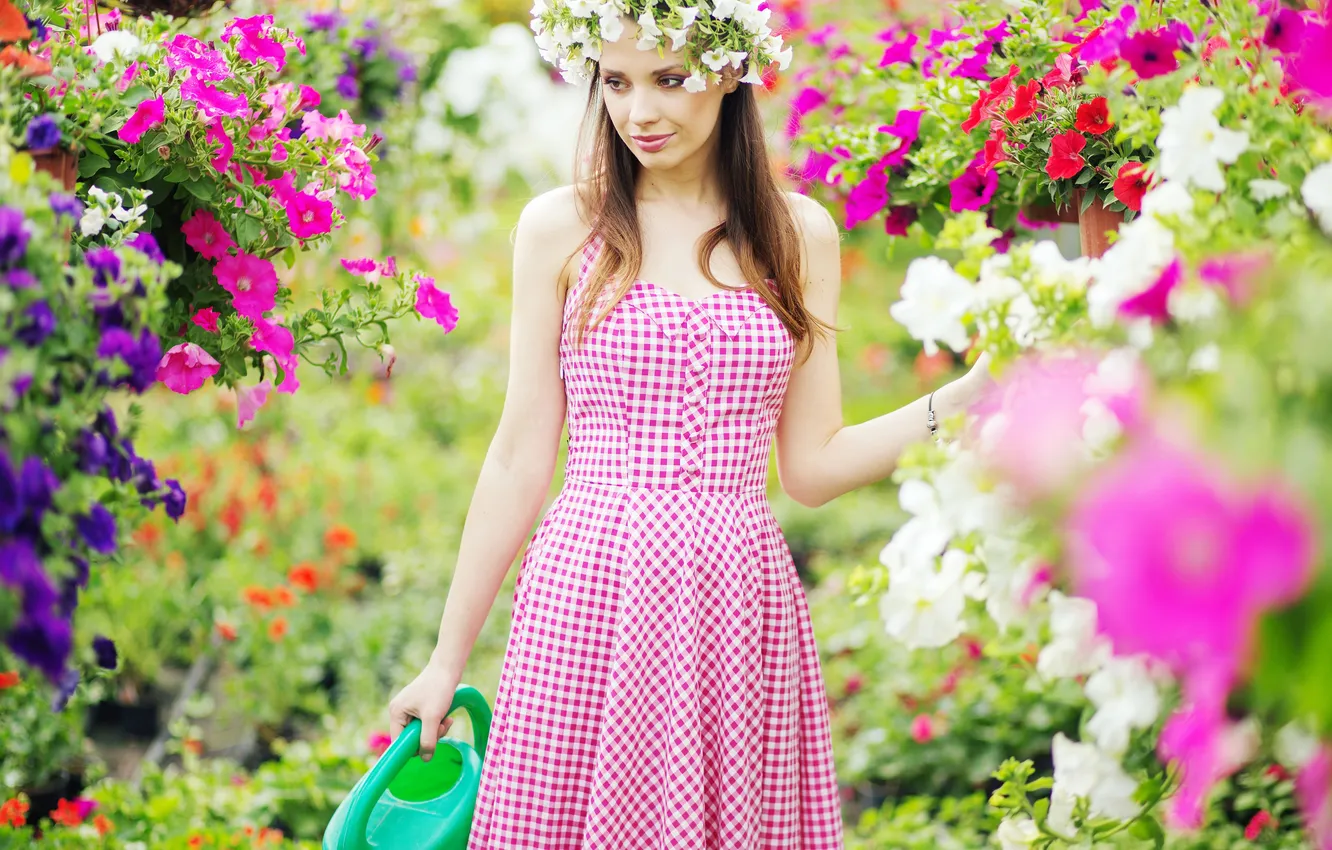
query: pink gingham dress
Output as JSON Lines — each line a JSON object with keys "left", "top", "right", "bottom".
{"left": 466, "top": 233, "right": 844, "bottom": 849}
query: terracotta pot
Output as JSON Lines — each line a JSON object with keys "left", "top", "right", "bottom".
{"left": 29, "top": 147, "right": 78, "bottom": 191}
{"left": 1019, "top": 188, "right": 1124, "bottom": 259}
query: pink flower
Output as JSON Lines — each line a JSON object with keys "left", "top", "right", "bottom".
{"left": 115, "top": 63, "right": 139, "bottom": 93}
{"left": 878, "top": 109, "right": 923, "bottom": 168}
{"left": 1158, "top": 663, "right": 1247, "bottom": 829}
{"left": 250, "top": 318, "right": 299, "bottom": 394}
{"left": 221, "top": 14, "right": 288, "bottom": 70}
{"left": 205, "top": 119, "right": 233, "bottom": 173}
{"left": 844, "top": 166, "right": 889, "bottom": 229}
{"left": 236, "top": 379, "right": 272, "bottom": 428}
{"left": 181, "top": 77, "right": 250, "bottom": 120}
{"left": 1066, "top": 435, "right": 1315, "bottom": 679}
{"left": 301, "top": 109, "right": 365, "bottom": 142}
{"left": 414, "top": 276, "right": 459, "bottom": 332}
{"left": 279, "top": 190, "right": 334, "bottom": 240}
{"left": 341, "top": 257, "right": 397, "bottom": 283}
{"left": 883, "top": 206, "right": 917, "bottom": 237}
{"left": 1077, "top": 5, "right": 1137, "bottom": 62}
{"left": 192, "top": 307, "right": 220, "bottom": 333}
{"left": 367, "top": 732, "right": 393, "bottom": 756}
{"left": 949, "top": 156, "right": 999, "bottom": 212}
{"left": 910, "top": 714, "right": 935, "bottom": 743}
{"left": 1264, "top": 7, "right": 1307, "bottom": 54}
{"left": 1297, "top": 745, "right": 1332, "bottom": 849}
{"left": 1121, "top": 28, "right": 1180, "bottom": 80}
{"left": 1198, "top": 251, "right": 1268, "bottom": 307}
{"left": 164, "top": 33, "right": 228, "bottom": 81}
{"left": 156, "top": 343, "right": 220, "bottom": 394}
{"left": 117, "top": 96, "right": 165, "bottom": 144}
{"left": 878, "top": 31, "right": 918, "bottom": 67}
{"left": 182, "top": 209, "right": 235, "bottom": 260}
{"left": 215, "top": 252, "right": 278, "bottom": 320}
{"left": 1286, "top": 21, "right": 1332, "bottom": 114}
{"left": 786, "top": 86, "right": 828, "bottom": 139}
{"left": 1118, "top": 256, "right": 1183, "bottom": 323}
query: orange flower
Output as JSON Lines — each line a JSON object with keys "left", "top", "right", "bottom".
{"left": 288, "top": 563, "right": 319, "bottom": 593}
{"left": 94, "top": 814, "right": 113, "bottom": 836}
{"left": 188, "top": 835, "right": 204, "bottom": 849}
{"left": 165, "top": 551, "right": 186, "bottom": 573}
{"left": 216, "top": 621, "right": 238, "bottom": 642}
{"left": 268, "top": 617, "right": 288, "bottom": 640}
{"left": 325, "top": 525, "right": 357, "bottom": 551}
{"left": 133, "top": 521, "right": 163, "bottom": 550}
{"left": 0, "top": 797, "right": 29, "bottom": 827}
{"left": 49, "top": 798, "right": 84, "bottom": 827}
{"left": 0, "top": 671, "right": 20, "bottom": 689}
{"left": 271, "top": 586, "right": 295, "bottom": 607}
{"left": 183, "top": 738, "right": 204, "bottom": 756}
{"left": 257, "top": 477, "right": 278, "bottom": 513}
{"left": 258, "top": 827, "right": 284, "bottom": 845}
{"left": 220, "top": 495, "right": 245, "bottom": 539}
{"left": 243, "top": 586, "right": 274, "bottom": 610}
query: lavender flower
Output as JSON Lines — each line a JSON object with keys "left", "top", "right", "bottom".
{"left": 85, "top": 246, "right": 121, "bottom": 286}
{"left": 49, "top": 193, "right": 83, "bottom": 221}
{"left": 5, "top": 269, "right": 37, "bottom": 289}
{"left": 92, "top": 635, "right": 117, "bottom": 670}
{"left": 126, "top": 232, "right": 165, "bottom": 264}
{"left": 0, "top": 451, "right": 19, "bottom": 533}
{"left": 75, "top": 503, "right": 118, "bottom": 554}
{"left": 0, "top": 206, "right": 29, "bottom": 266}
{"left": 25, "top": 114, "right": 61, "bottom": 150}
{"left": 16, "top": 301, "right": 56, "bottom": 346}
{"left": 164, "top": 479, "right": 187, "bottom": 521}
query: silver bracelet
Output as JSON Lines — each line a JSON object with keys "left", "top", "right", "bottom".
{"left": 927, "top": 390, "right": 938, "bottom": 438}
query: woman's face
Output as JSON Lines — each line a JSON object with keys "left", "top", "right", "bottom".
{"left": 597, "top": 19, "right": 735, "bottom": 171}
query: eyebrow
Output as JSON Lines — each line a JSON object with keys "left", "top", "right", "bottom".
{"left": 600, "top": 64, "right": 685, "bottom": 76}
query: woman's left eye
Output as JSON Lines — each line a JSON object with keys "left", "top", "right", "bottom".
{"left": 659, "top": 77, "right": 684, "bottom": 88}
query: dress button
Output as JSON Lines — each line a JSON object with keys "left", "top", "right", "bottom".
{"left": 685, "top": 390, "right": 701, "bottom": 405}
{"left": 683, "top": 459, "right": 699, "bottom": 475}
{"left": 693, "top": 328, "right": 708, "bottom": 342}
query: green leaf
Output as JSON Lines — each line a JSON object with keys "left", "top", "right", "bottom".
{"left": 78, "top": 153, "right": 110, "bottom": 178}
{"left": 83, "top": 138, "right": 108, "bottom": 159}
{"left": 163, "top": 163, "right": 190, "bottom": 183}
{"left": 1129, "top": 815, "right": 1166, "bottom": 849}
{"left": 182, "top": 180, "right": 215, "bottom": 202}
{"left": 1075, "top": 168, "right": 1096, "bottom": 186}
{"left": 282, "top": 246, "right": 297, "bottom": 268}
{"left": 1080, "top": 190, "right": 1097, "bottom": 215}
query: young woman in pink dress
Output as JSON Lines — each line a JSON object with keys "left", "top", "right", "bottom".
{"left": 387, "top": 8, "right": 993, "bottom": 847}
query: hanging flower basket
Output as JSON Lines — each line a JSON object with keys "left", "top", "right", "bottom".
{"left": 29, "top": 146, "right": 79, "bottom": 191}
{"left": 1019, "top": 188, "right": 1123, "bottom": 259}
{"left": 102, "top": 0, "right": 233, "bottom": 17}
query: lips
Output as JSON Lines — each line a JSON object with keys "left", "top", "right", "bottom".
{"left": 631, "top": 133, "right": 673, "bottom": 153}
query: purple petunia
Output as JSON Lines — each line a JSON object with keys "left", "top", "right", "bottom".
{"left": 8, "top": 609, "right": 72, "bottom": 685}
{"left": 49, "top": 192, "right": 84, "bottom": 222}
{"left": 0, "top": 205, "right": 30, "bottom": 267}
{"left": 163, "top": 479, "right": 187, "bottom": 521}
{"left": 75, "top": 503, "right": 118, "bottom": 554}
{"left": 97, "top": 327, "right": 161, "bottom": 393}
{"left": 336, "top": 68, "right": 360, "bottom": 100}
{"left": 5, "top": 269, "right": 37, "bottom": 289}
{"left": 92, "top": 635, "right": 118, "bottom": 670}
{"left": 0, "top": 452, "right": 21, "bottom": 533}
{"left": 126, "top": 232, "right": 165, "bottom": 264}
{"left": 85, "top": 246, "right": 122, "bottom": 286}
{"left": 19, "top": 457, "right": 58, "bottom": 521}
{"left": 25, "top": 114, "right": 61, "bottom": 150}
{"left": 50, "top": 667, "right": 80, "bottom": 712}
{"left": 78, "top": 429, "right": 110, "bottom": 474}
{"left": 16, "top": 301, "right": 56, "bottom": 347}
{"left": 305, "top": 10, "right": 344, "bottom": 31}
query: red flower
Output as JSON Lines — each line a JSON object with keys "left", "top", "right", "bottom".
{"left": 325, "top": 525, "right": 357, "bottom": 551}
{"left": 288, "top": 563, "right": 319, "bottom": 593}
{"left": 271, "top": 586, "right": 296, "bottom": 607}
{"left": 1045, "top": 131, "right": 1086, "bottom": 180}
{"left": 0, "top": 798, "right": 29, "bottom": 827}
{"left": 0, "top": 671, "right": 19, "bottom": 689}
{"left": 243, "top": 586, "right": 274, "bottom": 609}
{"left": 94, "top": 814, "right": 114, "bottom": 836}
{"left": 49, "top": 798, "right": 85, "bottom": 827}
{"left": 1113, "top": 161, "right": 1152, "bottom": 211}
{"left": 1006, "top": 79, "right": 1041, "bottom": 121}
{"left": 1074, "top": 97, "right": 1113, "bottom": 134}
{"left": 216, "top": 621, "right": 238, "bottom": 641}
{"left": 268, "top": 617, "right": 288, "bottom": 641}
{"left": 1245, "top": 810, "right": 1275, "bottom": 839}
{"left": 961, "top": 90, "right": 998, "bottom": 133}
{"left": 981, "top": 128, "right": 1009, "bottom": 174}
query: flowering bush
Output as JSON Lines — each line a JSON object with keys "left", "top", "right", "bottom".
{"left": 283, "top": 8, "right": 418, "bottom": 124}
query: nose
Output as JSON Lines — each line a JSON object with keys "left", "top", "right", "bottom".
{"left": 627, "top": 87, "right": 661, "bottom": 131}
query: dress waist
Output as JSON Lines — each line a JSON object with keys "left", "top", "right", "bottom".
{"left": 563, "top": 474, "right": 769, "bottom": 495}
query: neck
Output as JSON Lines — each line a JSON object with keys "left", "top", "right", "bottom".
{"left": 635, "top": 131, "right": 723, "bottom": 208}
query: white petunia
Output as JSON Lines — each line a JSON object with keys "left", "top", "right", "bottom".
{"left": 878, "top": 479, "right": 952, "bottom": 574}
{"left": 773, "top": 44, "right": 793, "bottom": 70}
{"left": 91, "top": 30, "right": 142, "bottom": 63}
{"left": 711, "top": 0, "right": 739, "bottom": 19}
{"left": 1079, "top": 397, "right": 1122, "bottom": 456}
{"left": 996, "top": 816, "right": 1041, "bottom": 849}
{"left": 636, "top": 10, "right": 662, "bottom": 38}
{"left": 599, "top": 12, "right": 624, "bottom": 42}
{"left": 567, "top": 0, "right": 598, "bottom": 16}
{"left": 879, "top": 549, "right": 970, "bottom": 649}
{"left": 79, "top": 207, "right": 107, "bottom": 237}
{"left": 1248, "top": 178, "right": 1291, "bottom": 202}
{"left": 1275, "top": 719, "right": 1322, "bottom": 770}
{"left": 1085, "top": 214, "right": 1175, "bottom": 327}
{"left": 1187, "top": 343, "right": 1221, "bottom": 374}
{"left": 661, "top": 26, "right": 688, "bottom": 50}
{"left": 678, "top": 6, "right": 700, "bottom": 27}
{"left": 1156, "top": 87, "right": 1249, "bottom": 192}
{"left": 1028, "top": 240, "right": 1096, "bottom": 294}
{"left": 682, "top": 72, "right": 707, "bottom": 93}
{"left": 1167, "top": 281, "right": 1223, "bottom": 324}
{"left": 889, "top": 256, "right": 976, "bottom": 355}
{"left": 739, "top": 66, "right": 763, "bottom": 85}
{"left": 1084, "top": 655, "right": 1161, "bottom": 756}
{"left": 701, "top": 49, "right": 729, "bottom": 71}
{"left": 1047, "top": 733, "right": 1140, "bottom": 835}
{"left": 1301, "top": 162, "right": 1332, "bottom": 235}
{"left": 1140, "top": 180, "right": 1195, "bottom": 220}
{"left": 1037, "top": 591, "right": 1111, "bottom": 679}
{"left": 726, "top": 50, "right": 747, "bottom": 68}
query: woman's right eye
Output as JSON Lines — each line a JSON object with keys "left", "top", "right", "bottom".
{"left": 603, "top": 78, "right": 626, "bottom": 91}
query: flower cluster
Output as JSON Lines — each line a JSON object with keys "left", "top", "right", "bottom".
{"left": 530, "top": 0, "right": 793, "bottom": 89}
{"left": 293, "top": 9, "right": 419, "bottom": 122}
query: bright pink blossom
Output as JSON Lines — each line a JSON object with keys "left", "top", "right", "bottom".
{"left": 949, "top": 156, "right": 999, "bottom": 212}
{"left": 236, "top": 379, "right": 272, "bottom": 429}
{"left": 910, "top": 714, "right": 935, "bottom": 743}
{"left": 181, "top": 77, "right": 250, "bottom": 120}
{"left": 1077, "top": 6, "right": 1137, "bottom": 62}
{"left": 1158, "top": 663, "right": 1248, "bottom": 829}
{"left": 844, "top": 165, "right": 890, "bottom": 229}
{"left": 367, "top": 732, "right": 392, "bottom": 756}
{"left": 164, "top": 33, "right": 228, "bottom": 81}
{"left": 192, "top": 307, "right": 220, "bottom": 333}
{"left": 181, "top": 209, "right": 235, "bottom": 260}
{"left": 156, "top": 343, "right": 220, "bottom": 394}
{"left": 279, "top": 190, "right": 334, "bottom": 239}
{"left": 205, "top": 119, "right": 233, "bottom": 173}
{"left": 1121, "top": 28, "right": 1180, "bottom": 80}
{"left": 1287, "top": 21, "right": 1332, "bottom": 113}
{"left": 414, "top": 276, "right": 459, "bottom": 332}
{"left": 883, "top": 206, "right": 917, "bottom": 236}
{"left": 215, "top": 252, "right": 278, "bottom": 319}
{"left": 1066, "top": 435, "right": 1315, "bottom": 678}
{"left": 786, "top": 86, "right": 828, "bottom": 139}
{"left": 117, "top": 96, "right": 165, "bottom": 144}
{"left": 878, "top": 31, "right": 917, "bottom": 67}
{"left": 878, "top": 109, "right": 923, "bottom": 168}
{"left": 220, "top": 14, "right": 288, "bottom": 70}
{"left": 250, "top": 318, "right": 299, "bottom": 394}
{"left": 1198, "top": 251, "right": 1268, "bottom": 307}
{"left": 1118, "top": 256, "right": 1183, "bottom": 323}
{"left": 1297, "top": 745, "right": 1332, "bottom": 849}
{"left": 301, "top": 109, "right": 365, "bottom": 142}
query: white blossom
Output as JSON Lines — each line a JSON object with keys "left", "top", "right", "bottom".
{"left": 566, "top": 0, "right": 598, "bottom": 16}
{"left": 878, "top": 479, "right": 951, "bottom": 575}
{"left": 889, "top": 256, "right": 975, "bottom": 355}
{"left": 1047, "top": 733, "right": 1140, "bottom": 835}
{"left": 1187, "top": 343, "right": 1221, "bottom": 374}
{"left": 683, "top": 72, "right": 707, "bottom": 93}
{"left": 1086, "top": 214, "right": 1175, "bottom": 328}
{"left": 1037, "top": 591, "right": 1111, "bottom": 679}
{"left": 661, "top": 26, "right": 688, "bottom": 50}
{"left": 79, "top": 206, "right": 107, "bottom": 237}
{"left": 725, "top": 49, "right": 747, "bottom": 68}
{"left": 678, "top": 6, "right": 700, "bottom": 27}
{"left": 599, "top": 12, "right": 625, "bottom": 42}
{"left": 1302, "top": 162, "right": 1332, "bottom": 235}
{"left": 879, "top": 549, "right": 970, "bottom": 649}
{"left": 996, "top": 816, "right": 1041, "bottom": 849}
{"left": 711, "top": 0, "right": 739, "bottom": 19}
{"left": 635, "top": 10, "right": 662, "bottom": 49}
{"left": 1156, "top": 87, "right": 1250, "bottom": 192}
{"left": 701, "top": 49, "right": 730, "bottom": 71}
{"left": 1084, "top": 656, "right": 1161, "bottom": 756}
{"left": 739, "top": 66, "right": 763, "bottom": 85}
{"left": 1248, "top": 178, "right": 1291, "bottom": 202}
{"left": 1275, "top": 719, "right": 1322, "bottom": 770}
{"left": 91, "top": 30, "right": 142, "bottom": 63}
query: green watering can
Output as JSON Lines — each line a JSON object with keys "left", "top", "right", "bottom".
{"left": 323, "top": 685, "right": 491, "bottom": 850}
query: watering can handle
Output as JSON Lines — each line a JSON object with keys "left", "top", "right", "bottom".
{"left": 338, "top": 684, "right": 492, "bottom": 850}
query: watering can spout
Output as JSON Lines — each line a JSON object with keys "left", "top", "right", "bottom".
{"left": 323, "top": 685, "right": 491, "bottom": 850}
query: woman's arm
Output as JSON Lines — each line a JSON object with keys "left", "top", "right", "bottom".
{"left": 774, "top": 193, "right": 989, "bottom": 509}
{"left": 423, "top": 187, "right": 586, "bottom": 676}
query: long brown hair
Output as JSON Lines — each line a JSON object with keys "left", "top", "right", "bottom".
{"left": 561, "top": 69, "right": 836, "bottom": 365}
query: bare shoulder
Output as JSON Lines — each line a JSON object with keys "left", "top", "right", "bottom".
{"left": 783, "top": 190, "right": 841, "bottom": 250}
{"left": 514, "top": 184, "right": 597, "bottom": 295}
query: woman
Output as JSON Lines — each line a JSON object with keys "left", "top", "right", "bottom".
{"left": 388, "top": 12, "right": 992, "bottom": 848}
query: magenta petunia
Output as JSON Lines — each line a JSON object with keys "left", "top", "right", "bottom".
{"left": 878, "top": 109, "right": 923, "bottom": 168}
{"left": 221, "top": 14, "right": 288, "bottom": 70}
{"left": 301, "top": 109, "right": 366, "bottom": 143}
{"left": 1287, "top": 21, "right": 1332, "bottom": 112}
{"left": 181, "top": 77, "right": 250, "bottom": 120}
{"left": 1264, "top": 7, "right": 1306, "bottom": 53}
{"left": 1118, "top": 256, "right": 1182, "bottom": 323}
{"left": 1157, "top": 664, "right": 1245, "bottom": 830}
{"left": 883, "top": 205, "right": 917, "bottom": 237}
{"left": 192, "top": 307, "right": 221, "bottom": 333}
{"left": 414, "top": 275, "right": 460, "bottom": 332}
{"left": 236, "top": 379, "right": 273, "bottom": 428}
{"left": 786, "top": 86, "right": 829, "bottom": 139}
{"left": 280, "top": 190, "right": 334, "bottom": 239}
{"left": 215, "top": 252, "right": 278, "bottom": 319}
{"left": 951, "top": 42, "right": 994, "bottom": 80}
{"left": 205, "top": 119, "right": 233, "bottom": 173}
{"left": 843, "top": 167, "right": 890, "bottom": 229}
{"left": 1121, "top": 28, "right": 1180, "bottom": 79}
{"left": 1198, "top": 251, "right": 1268, "bottom": 307}
{"left": 878, "top": 31, "right": 918, "bottom": 67}
{"left": 250, "top": 318, "right": 300, "bottom": 394}
{"left": 156, "top": 343, "right": 220, "bottom": 394}
{"left": 948, "top": 156, "right": 999, "bottom": 212}
{"left": 117, "top": 96, "right": 165, "bottom": 144}
{"left": 1078, "top": 5, "right": 1137, "bottom": 62}
{"left": 164, "top": 33, "right": 228, "bottom": 81}
{"left": 181, "top": 209, "right": 236, "bottom": 260}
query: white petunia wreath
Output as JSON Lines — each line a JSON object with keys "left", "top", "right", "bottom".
{"left": 530, "top": 0, "right": 793, "bottom": 91}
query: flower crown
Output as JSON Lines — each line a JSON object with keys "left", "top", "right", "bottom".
{"left": 530, "top": 0, "right": 792, "bottom": 90}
